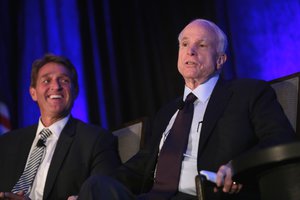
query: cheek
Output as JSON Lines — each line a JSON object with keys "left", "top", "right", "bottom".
{"left": 178, "top": 49, "right": 185, "bottom": 61}
{"left": 200, "top": 55, "right": 217, "bottom": 68}
{"left": 177, "top": 54, "right": 184, "bottom": 73}
{"left": 65, "top": 88, "right": 76, "bottom": 102}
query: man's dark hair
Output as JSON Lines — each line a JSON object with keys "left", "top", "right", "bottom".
{"left": 30, "top": 53, "right": 79, "bottom": 97}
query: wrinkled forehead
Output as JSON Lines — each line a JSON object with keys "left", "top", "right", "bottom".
{"left": 179, "top": 20, "right": 218, "bottom": 42}
{"left": 38, "top": 62, "right": 71, "bottom": 75}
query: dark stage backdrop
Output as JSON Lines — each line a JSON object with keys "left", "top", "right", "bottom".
{"left": 0, "top": 0, "right": 300, "bottom": 131}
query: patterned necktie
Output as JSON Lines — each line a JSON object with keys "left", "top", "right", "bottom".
{"left": 12, "top": 128, "right": 52, "bottom": 194}
{"left": 148, "top": 93, "right": 197, "bottom": 199}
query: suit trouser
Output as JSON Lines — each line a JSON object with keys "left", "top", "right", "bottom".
{"left": 77, "top": 175, "right": 198, "bottom": 200}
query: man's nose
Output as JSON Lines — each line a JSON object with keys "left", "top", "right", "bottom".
{"left": 187, "top": 46, "right": 197, "bottom": 56}
{"left": 50, "top": 80, "right": 62, "bottom": 90}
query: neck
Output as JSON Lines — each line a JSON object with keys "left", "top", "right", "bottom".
{"left": 41, "top": 113, "right": 69, "bottom": 127}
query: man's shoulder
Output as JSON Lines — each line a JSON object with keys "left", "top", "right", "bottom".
{"left": 225, "top": 77, "right": 267, "bottom": 85}
{"left": 153, "top": 96, "right": 182, "bottom": 126}
{"left": 223, "top": 78, "right": 269, "bottom": 90}
{"left": 0, "top": 125, "right": 36, "bottom": 138}
{"left": 158, "top": 96, "right": 182, "bottom": 112}
{"left": 69, "top": 117, "right": 110, "bottom": 136}
{"left": 0, "top": 125, "right": 36, "bottom": 148}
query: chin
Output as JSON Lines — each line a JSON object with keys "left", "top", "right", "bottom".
{"left": 184, "top": 73, "right": 200, "bottom": 79}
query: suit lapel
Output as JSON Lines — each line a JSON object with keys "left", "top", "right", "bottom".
{"left": 11, "top": 127, "right": 37, "bottom": 188}
{"left": 43, "top": 118, "right": 76, "bottom": 199}
{"left": 147, "top": 98, "right": 181, "bottom": 170}
{"left": 198, "top": 79, "right": 232, "bottom": 156}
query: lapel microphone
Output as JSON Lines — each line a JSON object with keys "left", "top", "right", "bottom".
{"left": 37, "top": 139, "right": 46, "bottom": 147}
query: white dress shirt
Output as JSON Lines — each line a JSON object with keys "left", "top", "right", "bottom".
{"left": 158, "top": 74, "right": 219, "bottom": 195}
{"left": 28, "top": 115, "right": 70, "bottom": 200}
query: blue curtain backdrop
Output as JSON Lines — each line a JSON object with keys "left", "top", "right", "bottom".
{"left": 17, "top": 0, "right": 88, "bottom": 127}
{"left": 224, "top": 0, "right": 300, "bottom": 80}
{"left": 0, "top": 0, "right": 300, "bottom": 130}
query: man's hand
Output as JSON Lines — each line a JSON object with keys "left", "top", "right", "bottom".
{"left": 67, "top": 195, "right": 78, "bottom": 200}
{"left": 0, "top": 191, "right": 30, "bottom": 200}
{"left": 214, "top": 162, "right": 243, "bottom": 194}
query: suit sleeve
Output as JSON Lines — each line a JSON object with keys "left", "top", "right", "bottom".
{"left": 90, "top": 130, "right": 121, "bottom": 176}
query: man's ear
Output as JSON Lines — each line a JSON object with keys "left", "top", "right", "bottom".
{"left": 216, "top": 54, "right": 227, "bottom": 70}
{"left": 29, "top": 87, "right": 37, "bottom": 101}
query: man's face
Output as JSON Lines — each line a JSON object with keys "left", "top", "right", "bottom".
{"left": 177, "top": 21, "right": 226, "bottom": 86}
{"left": 29, "top": 62, "right": 76, "bottom": 119}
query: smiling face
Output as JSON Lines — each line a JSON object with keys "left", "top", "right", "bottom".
{"left": 177, "top": 20, "right": 227, "bottom": 89}
{"left": 30, "top": 62, "right": 76, "bottom": 125}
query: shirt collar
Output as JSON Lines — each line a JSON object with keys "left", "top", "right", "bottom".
{"left": 183, "top": 74, "right": 219, "bottom": 103}
{"left": 37, "top": 115, "right": 70, "bottom": 139}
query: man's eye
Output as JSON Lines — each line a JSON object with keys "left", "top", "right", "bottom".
{"left": 61, "top": 79, "right": 70, "bottom": 83}
{"left": 182, "top": 42, "right": 188, "bottom": 47}
{"left": 42, "top": 80, "right": 50, "bottom": 83}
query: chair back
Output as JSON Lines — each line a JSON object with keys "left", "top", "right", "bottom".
{"left": 269, "top": 72, "right": 300, "bottom": 136}
{"left": 112, "top": 118, "right": 147, "bottom": 163}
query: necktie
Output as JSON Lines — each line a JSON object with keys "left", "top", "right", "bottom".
{"left": 12, "top": 128, "right": 52, "bottom": 194}
{"left": 149, "top": 93, "right": 197, "bottom": 199}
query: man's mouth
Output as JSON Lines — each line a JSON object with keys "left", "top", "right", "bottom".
{"left": 49, "top": 94, "right": 63, "bottom": 99}
{"left": 185, "top": 61, "right": 197, "bottom": 65}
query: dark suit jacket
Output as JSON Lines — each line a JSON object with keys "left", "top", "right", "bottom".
{"left": 0, "top": 117, "right": 121, "bottom": 200}
{"left": 114, "top": 78, "right": 296, "bottom": 199}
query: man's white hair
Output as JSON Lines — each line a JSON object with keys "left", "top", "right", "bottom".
{"left": 178, "top": 19, "right": 228, "bottom": 53}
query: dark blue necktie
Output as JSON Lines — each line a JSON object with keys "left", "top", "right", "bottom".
{"left": 147, "top": 93, "right": 197, "bottom": 199}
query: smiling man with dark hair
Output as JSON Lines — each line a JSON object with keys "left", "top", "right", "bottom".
{"left": 0, "top": 53, "right": 121, "bottom": 200}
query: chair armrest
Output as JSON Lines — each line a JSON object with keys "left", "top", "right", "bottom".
{"left": 195, "top": 174, "right": 207, "bottom": 200}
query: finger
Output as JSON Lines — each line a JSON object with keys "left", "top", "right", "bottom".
{"left": 2, "top": 192, "right": 26, "bottom": 200}
{"left": 223, "top": 180, "right": 233, "bottom": 192}
{"left": 3, "top": 192, "right": 14, "bottom": 199}
{"left": 16, "top": 191, "right": 26, "bottom": 196}
{"left": 67, "top": 195, "right": 78, "bottom": 200}
{"left": 216, "top": 166, "right": 227, "bottom": 187}
{"left": 236, "top": 183, "right": 243, "bottom": 193}
{"left": 213, "top": 187, "right": 218, "bottom": 193}
{"left": 0, "top": 192, "right": 4, "bottom": 199}
{"left": 222, "top": 169, "right": 233, "bottom": 192}
{"left": 229, "top": 182, "right": 243, "bottom": 194}
{"left": 228, "top": 182, "right": 239, "bottom": 194}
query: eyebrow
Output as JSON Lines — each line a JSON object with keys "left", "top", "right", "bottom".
{"left": 40, "top": 72, "right": 70, "bottom": 79}
{"left": 180, "top": 36, "right": 188, "bottom": 41}
{"left": 180, "top": 37, "right": 207, "bottom": 44}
